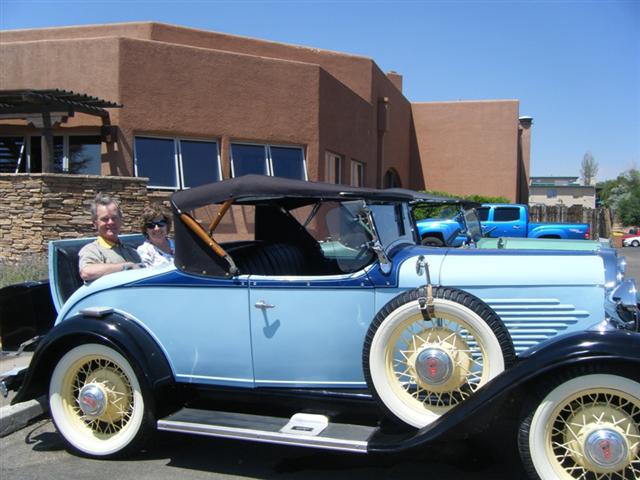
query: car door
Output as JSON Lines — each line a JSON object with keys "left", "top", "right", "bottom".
{"left": 489, "top": 206, "right": 525, "bottom": 237}
{"left": 248, "top": 273, "right": 375, "bottom": 388}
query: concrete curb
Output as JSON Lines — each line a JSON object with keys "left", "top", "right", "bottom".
{"left": 0, "top": 396, "right": 47, "bottom": 437}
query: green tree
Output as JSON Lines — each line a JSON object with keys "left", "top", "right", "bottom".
{"left": 598, "top": 168, "right": 640, "bottom": 226}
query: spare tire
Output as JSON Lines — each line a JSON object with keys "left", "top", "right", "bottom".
{"left": 363, "top": 286, "right": 515, "bottom": 428}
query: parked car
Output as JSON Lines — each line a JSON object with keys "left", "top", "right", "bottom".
{"left": 3, "top": 176, "right": 639, "bottom": 480}
{"left": 623, "top": 235, "right": 640, "bottom": 247}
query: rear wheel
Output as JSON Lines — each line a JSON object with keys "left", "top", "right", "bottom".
{"left": 518, "top": 371, "right": 640, "bottom": 479}
{"left": 49, "top": 343, "right": 154, "bottom": 458}
{"left": 364, "top": 287, "right": 515, "bottom": 428}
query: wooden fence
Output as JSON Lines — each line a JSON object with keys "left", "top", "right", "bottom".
{"left": 528, "top": 204, "right": 612, "bottom": 239}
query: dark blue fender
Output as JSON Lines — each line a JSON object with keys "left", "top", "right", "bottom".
{"left": 367, "top": 329, "right": 640, "bottom": 453}
{"left": 12, "top": 312, "right": 176, "bottom": 413}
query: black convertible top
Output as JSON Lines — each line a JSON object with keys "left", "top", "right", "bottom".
{"left": 170, "top": 175, "right": 465, "bottom": 212}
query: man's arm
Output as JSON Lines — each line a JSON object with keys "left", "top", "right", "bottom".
{"left": 79, "top": 262, "right": 139, "bottom": 282}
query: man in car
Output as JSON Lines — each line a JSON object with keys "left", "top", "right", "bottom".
{"left": 78, "top": 193, "right": 142, "bottom": 282}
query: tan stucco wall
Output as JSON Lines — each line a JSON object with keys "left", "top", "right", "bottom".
{"left": 411, "top": 100, "right": 520, "bottom": 200}
{"left": 529, "top": 186, "right": 596, "bottom": 208}
{"left": 1, "top": 22, "right": 530, "bottom": 197}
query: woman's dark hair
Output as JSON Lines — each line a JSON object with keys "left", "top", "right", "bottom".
{"left": 140, "top": 204, "right": 172, "bottom": 237}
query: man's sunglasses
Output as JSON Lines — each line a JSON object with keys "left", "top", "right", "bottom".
{"left": 145, "top": 220, "right": 168, "bottom": 229}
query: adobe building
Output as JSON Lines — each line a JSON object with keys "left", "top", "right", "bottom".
{"left": 0, "top": 22, "right": 532, "bottom": 257}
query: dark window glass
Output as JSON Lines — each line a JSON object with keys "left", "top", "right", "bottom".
{"left": 29, "top": 137, "right": 42, "bottom": 172}
{"left": 180, "top": 140, "right": 220, "bottom": 188}
{"left": 476, "top": 207, "right": 490, "bottom": 221}
{"left": 135, "top": 137, "right": 176, "bottom": 188}
{"left": 69, "top": 136, "right": 101, "bottom": 175}
{"left": 0, "top": 137, "right": 25, "bottom": 173}
{"left": 52, "top": 137, "right": 64, "bottom": 173}
{"left": 270, "top": 146, "right": 305, "bottom": 179}
{"left": 231, "top": 144, "right": 267, "bottom": 177}
{"left": 494, "top": 207, "right": 520, "bottom": 222}
{"left": 27, "top": 136, "right": 62, "bottom": 172}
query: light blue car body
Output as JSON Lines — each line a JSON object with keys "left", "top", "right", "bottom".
{"left": 50, "top": 199, "right": 614, "bottom": 391}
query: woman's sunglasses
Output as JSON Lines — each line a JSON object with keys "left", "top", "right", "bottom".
{"left": 145, "top": 220, "right": 168, "bottom": 229}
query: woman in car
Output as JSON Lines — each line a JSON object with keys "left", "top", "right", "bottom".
{"left": 137, "top": 205, "right": 175, "bottom": 267}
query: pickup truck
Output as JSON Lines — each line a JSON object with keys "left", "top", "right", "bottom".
{"left": 477, "top": 204, "right": 590, "bottom": 239}
{"left": 417, "top": 203, "right": 590, "bottom": 246}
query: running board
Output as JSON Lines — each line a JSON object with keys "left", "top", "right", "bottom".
{"left": 157, "top": 408, "right": 375, "bottom": 453}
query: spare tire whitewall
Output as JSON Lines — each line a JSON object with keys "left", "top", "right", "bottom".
{"left": 364, "top": 287, "right": 515, "bottom": 428}
{"left": 49, "top": 343, "right": 153, "bottom": 458}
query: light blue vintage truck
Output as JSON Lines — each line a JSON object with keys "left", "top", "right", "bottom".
{"left": 3, "top": 176, "right": 638, "bottom": 480}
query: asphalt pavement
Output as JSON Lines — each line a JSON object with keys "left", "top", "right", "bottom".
{"left": 1, "top": 418, "right": 525, "bottom": 480}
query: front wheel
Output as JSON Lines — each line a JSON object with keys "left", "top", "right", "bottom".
{"left": 632, "top": 240, "right": 640, "bottom": 247}
{"left": 363, "top": 287, "right": 515, "bottom": 428}
{"left": 518, "top": 371, "right": 640, "bottom": 480}
{"left": 49, "top": 343, "right": 154, "bottom": 458}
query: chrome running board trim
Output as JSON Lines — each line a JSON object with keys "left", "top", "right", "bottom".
{"left": 157, "top": 408, "right": 373, "bottom": 453}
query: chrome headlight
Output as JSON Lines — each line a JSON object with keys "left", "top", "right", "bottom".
{"left": 610, "top": 279, "right": 639, "bottom": 331}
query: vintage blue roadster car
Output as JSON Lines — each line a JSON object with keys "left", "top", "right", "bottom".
{"left": 6, "top": 175, "right": 640, "bottom": 480}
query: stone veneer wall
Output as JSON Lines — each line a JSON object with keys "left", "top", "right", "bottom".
{"left": 1, "top": 173, "right": 154, "bottom": 263}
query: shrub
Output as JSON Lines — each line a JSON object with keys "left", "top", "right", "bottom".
{"left": 0, "top": 254, "right": 49, "bottom": 289}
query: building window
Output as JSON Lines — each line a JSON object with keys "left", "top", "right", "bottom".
{"left": 383, "top": 168, "right": 401, "bottom": 188}
{"left": 0, "top": 135, "right": 101, "bottom": 174}
{"left": 547, "top": 189, "right": 558, "bottom": 198}
{"left": 351, "top": 160, "right": 365, "bottom": 187}
{"left": 0, "top": 137, "right": 26, "bottom": 173}
{"left": 325, "top": 152, "right": 343, "bottom": 184}
{"left": 134, "top": 136, "right": 221, "bottom": 190}
{"left": 231, "top": 143, "right": 306, "bottom": 180}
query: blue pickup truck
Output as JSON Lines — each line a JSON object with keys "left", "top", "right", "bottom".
{"left": 417, "top": 203, "right": 590, "bottom": 246}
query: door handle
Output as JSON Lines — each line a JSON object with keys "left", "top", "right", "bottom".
{"left": 255, "top": 300, "right": 275, "bottom": 309}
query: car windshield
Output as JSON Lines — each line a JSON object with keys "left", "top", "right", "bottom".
{"left": 290, "top": 200, "right": 376, "bottom": 273}
{"left": 463, "top": 208, "right": 482, "bottom": 243}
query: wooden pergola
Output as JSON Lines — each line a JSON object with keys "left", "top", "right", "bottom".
{"left": 0, "top": 89, "right": 122, "bottom": 173}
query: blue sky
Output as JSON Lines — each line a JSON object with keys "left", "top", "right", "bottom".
{"left": 2, "top": 0, "right": 638, "bottom": 181}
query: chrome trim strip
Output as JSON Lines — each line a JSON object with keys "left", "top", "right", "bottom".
{"left": 157, "top": 419, "right": 370, "bottom": 453}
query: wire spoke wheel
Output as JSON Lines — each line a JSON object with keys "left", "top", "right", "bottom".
{"left": 388, "top": 315, "right": 488, "bottom": 411}
{"left": 364, "top": 287, "right": 514, "bottom": 428}
{"left": 49, "top": 344, "right": 151, "bottom": 458}
{"left": 520, "top": 373, "right": 640, "bottom": 480}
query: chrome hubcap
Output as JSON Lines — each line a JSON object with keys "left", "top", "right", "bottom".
{"left": 78, "top": 383, "right": 107, "bottom": 417}
{"left": 415, "top": 348, "right": 453, "bottom": 385}
{"left": 584, "top": 429, "right": 629, "bottom": 471}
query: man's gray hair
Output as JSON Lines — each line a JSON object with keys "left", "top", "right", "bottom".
{"left": 91, "top": 193, "right": 123, "bottom": 221}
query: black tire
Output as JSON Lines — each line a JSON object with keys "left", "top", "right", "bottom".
{"left": 49, "top": 343, "right": 155, "bottom": 459}
{"left": 518, "top": 366, "right": 640, "bottom": 479}
{"left": 363, "top": 287, "right": 515, "bottom": 428}
{"left": 421, "top": 236, "right": 445, "bottom": 247}
{"left": 632, "top": 240, "right": 639, "bottom": 247}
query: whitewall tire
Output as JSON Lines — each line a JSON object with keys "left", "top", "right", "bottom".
{"left": 49, "top": 343, "right": 153, "bottom": 458}
{"left": 520, "top": 372, "right": 640, "bottom": 480}
{"left": 364, "top": 287, "right": 515, "bottom": 428}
